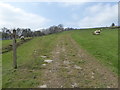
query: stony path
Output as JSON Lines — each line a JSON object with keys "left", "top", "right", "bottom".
{"left": 39, "top": 34, "right": 118, "bottom": 88}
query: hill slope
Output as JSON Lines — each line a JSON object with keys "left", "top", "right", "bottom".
{"left": 2, "top": 29, "right": 118, "bottom": 88}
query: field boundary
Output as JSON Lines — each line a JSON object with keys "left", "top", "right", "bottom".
{"left": 1, "top": 38, "right": 32, "bottom": 54}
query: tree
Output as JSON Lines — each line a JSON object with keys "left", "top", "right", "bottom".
{"left": 47, "top": 24, "right": 64, "bottom": 34}
{"left": 21, "top": 28, "right": 32, "bottom": 37}
{"left": 111, "top": 23, "right": 115, "bottom": 27}
{"left": 16, "top": 28, "right": 22, "bottom": 36}
{"left": 58, "top": 24, "right": 64, "bottom": 32}
{"left": 1, "top": 27, "right": 11, "bottom": 39}
{"left": 33, "top": 31, "right": 42, "bottom": 36}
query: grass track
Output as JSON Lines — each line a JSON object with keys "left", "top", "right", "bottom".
{"left": 71, "top": 29, "right": 118, "bottom": 73}
{"left": 2, "top": 28, "right": 118, "bottom": 88}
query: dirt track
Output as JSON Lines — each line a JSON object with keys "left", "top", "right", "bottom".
{"left": 39, "top": 34, "right": 118, "bottom": 88}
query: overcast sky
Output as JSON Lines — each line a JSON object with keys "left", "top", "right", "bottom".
{"left": 0, "top": 1, "right": 118, "bottom": 30}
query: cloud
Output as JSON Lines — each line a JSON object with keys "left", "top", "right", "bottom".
{"left": 66, "top": 3, "right": 118, "bottom": 28}
{"left": 0, "top": 2, "right": 50, "bottom": 30}
{"left": 0, "top": 0, "right": 118, "bottom": 2}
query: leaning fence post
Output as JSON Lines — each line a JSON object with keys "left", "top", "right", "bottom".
{"left": 13, "top": 29, "right": 17, "bottom": 69}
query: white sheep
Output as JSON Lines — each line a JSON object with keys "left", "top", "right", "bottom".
{"left": 20, "top": 35, "right": 25, "bottom": 41}
{"left": 93, "top": 29, "right": 102, "bottom": 35}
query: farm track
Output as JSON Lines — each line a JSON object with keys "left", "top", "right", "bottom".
{"left": 39, "top": 34, "right": 118, "bottom": 88}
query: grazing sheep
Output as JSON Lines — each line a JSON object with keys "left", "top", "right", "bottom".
{"left": 93, "top": 29, "right": 102, "bottom": 35}
{"left": 20, "top": 35, "right": 25, "bottom": 41}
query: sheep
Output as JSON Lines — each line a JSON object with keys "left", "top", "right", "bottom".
{"left": 20, "top": 35, "right": 25, "bottom": 41}
{"left": 93, "top": 29, "right": 102, "bottom": 35}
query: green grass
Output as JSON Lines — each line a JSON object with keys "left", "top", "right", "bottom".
{"left": 2, "top": 34, "right": 59, "bottom": 88}
{"left": 2, "top": 28, "right": 118, "bottom": 88}
{"left": 2, "top": 39, "right": 12, "bottom": 48}
{"left": 2, "top": 37, "right": 32, "bottom": 49}
{"left": 71, "top": 29, "right": 118, "bottom": 73}
{"left": 2, "top": 39, "right": 19, "bottom": 49}
{"left": 2, "top": 37, "right": 33, "bottom": 53}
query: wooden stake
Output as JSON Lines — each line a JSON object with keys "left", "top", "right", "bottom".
{"left": 13, "top": 30, "right": 17, "bottom": 69}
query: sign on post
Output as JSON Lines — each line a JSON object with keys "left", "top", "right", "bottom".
{"left": 13, "top": 30, "right": 17, "bottom": 69}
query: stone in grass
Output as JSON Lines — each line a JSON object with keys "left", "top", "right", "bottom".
{"left": 104, "top": 77, "right": 107, "bottom": 80}
{"left": 38, "top": 84, "right": 47, "bottom": 88}
{"left": 44, "top": 60, "right": 53, "bottom": 63}
{"left": 61, "top": 85, "right": 63, "bottom": 88}
{"left": 34, "top": 50, "right": 37, "bottom": 53}
{"left": 42, "top": 64, "right": 46, "bottom": 66}
{"left": 74, "top": 65, "right": 82, "bottom": 70}
{"left": 41, "top": 56, "right": 47, "bottom": 58}
{"left": 72, "top": 83, "right": 78, "bottom": 88}
{"left": 56, "top": 52, "right": 60, "bottom": 54}
{"left": 107, "top": 86, "right": 110, "bottom": 88}
{"left": 63, "top": 61, "right": 70, "bottom": 65}
{"left": 91, "top": 75, "right": 94, "bottom": 79}
{"left": 91, "top": 72, "right": 95, "bottom": 75}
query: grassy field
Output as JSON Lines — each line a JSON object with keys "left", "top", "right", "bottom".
{"left": 2, "top": 34, "right": 59, "bottom": 88}
{"left": 2, "top": 39, "right": 19, "bottom": 49}
{"left": 2, "top": 28, "right": 118, "bottom": 88}
{"left": 71, "top": 29, "right": 118, "bottom": 73}
{"left": 2, "top": 37, "right": 32, "bottom": 49}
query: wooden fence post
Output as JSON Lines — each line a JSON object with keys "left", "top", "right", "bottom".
{"left": 13, "top": 30, "right": 17, "bottom": 69}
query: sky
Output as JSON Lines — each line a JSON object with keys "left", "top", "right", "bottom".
{"left": 0, "top": 1, "right": 118, "bottom": 30}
